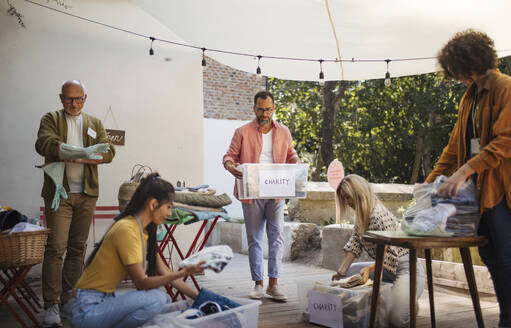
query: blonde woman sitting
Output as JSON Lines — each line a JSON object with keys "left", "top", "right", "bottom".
{"left": 331, "top": 174, "right": 425, "bottom": 327}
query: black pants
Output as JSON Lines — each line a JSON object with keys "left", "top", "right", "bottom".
{"left": 478, "top": 197, "right": 511, "bottom": 328}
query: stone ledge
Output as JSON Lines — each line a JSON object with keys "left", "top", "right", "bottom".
{"left": 289, "top": 182, "right": 414, "bottom": 225}
{"left": 304, "top": 181, "right": 413, "bottom": 201}
{"left": 321, "top": 224, "right": 373, "bottom": 270}
{"left": 420, "top": 259, "right": 495, "bottom": 295}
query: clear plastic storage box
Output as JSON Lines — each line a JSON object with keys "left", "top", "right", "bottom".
{"left": 143, "top": 296, "right": 261, "bottom": 328}
{"left": 296, "top": 274, "right": 392, "bottom": 328}
{"left": 236, "top": 163, "right": 309, "bottom": 199}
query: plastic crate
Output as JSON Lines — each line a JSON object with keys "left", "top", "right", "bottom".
{"left": 296, "top": 274, "right": 392, "bottom": 328}
{"left": 236, "top": 163, "right": 309, "bottom": 199}
{"left": 143, "top": 296, "right": 261, "bottom": 328}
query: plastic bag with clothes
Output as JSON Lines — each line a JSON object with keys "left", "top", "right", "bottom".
{"left": 403, "top": 175, "right": 481, "bottom": 237}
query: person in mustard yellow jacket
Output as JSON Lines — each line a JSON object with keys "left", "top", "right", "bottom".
{"left": 35, "top": 80, "right": 115, "bottom": 327}
{"left": 427, "top": 30, "right": 511, "bottom": 328}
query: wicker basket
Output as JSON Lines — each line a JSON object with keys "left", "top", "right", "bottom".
{"left": 0, "top": 229, "right": 50, "bottom": 268}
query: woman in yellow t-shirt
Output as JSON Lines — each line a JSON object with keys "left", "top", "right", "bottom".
{"left": 69, "top": 173, "right": 204, "bottom": 328}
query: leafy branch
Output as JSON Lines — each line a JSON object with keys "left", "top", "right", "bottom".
{"left": 7, "top": 0, "right": 25, "bottom": 28}
{"left": 6, "top": 0, "right": 70, "bottom": 28}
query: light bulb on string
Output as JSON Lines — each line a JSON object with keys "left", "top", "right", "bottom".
{"left": 256, "top": 55, "right": 262, "bottom": 79}
{"left": 384, "top": 59, "right": 391, "bottom": 87}
{"left": 201, "top": 48, "right": 207, "bottom": 71}
{"left": 149, "top": 37, "right": 155, "bottom": 56}
{"left": 318, "top": 59, "right": 325, "bottom": 86}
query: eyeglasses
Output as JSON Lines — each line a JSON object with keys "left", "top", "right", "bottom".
{"left": 62, "top": 96, "right": 85, "bottom": 104}
{"left": 256, "top": 107, "right": 273, "bottom": 113}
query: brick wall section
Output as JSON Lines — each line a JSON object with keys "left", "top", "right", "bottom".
{"left": 203, "top": 56, "right": 267, "bottom": 120}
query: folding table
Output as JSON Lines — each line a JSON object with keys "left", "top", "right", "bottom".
{"left": 0, "top": 265, "right": 42, "bottom": 327}
{"left": 158, "top": 215, "right": 221, "bottom": 301}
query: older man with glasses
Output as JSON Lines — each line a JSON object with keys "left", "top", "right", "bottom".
{"left": 35, "top": 80, "right": 115, "bottom": 327}
{"left": 223, "top": 90, "right": 299, "bottom": 302}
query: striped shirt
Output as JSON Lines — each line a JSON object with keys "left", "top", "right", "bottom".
{"left": 344, "top": 203, "right": 408, "bottom": 274}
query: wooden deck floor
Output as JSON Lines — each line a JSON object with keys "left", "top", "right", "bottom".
{"left": 0, "top": 253, "right": 500, "bottom": 327}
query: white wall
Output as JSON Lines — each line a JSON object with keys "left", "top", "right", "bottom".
{"left": 203, "top": 118, "right": 250, "bottom": 219}
{"left": 0, "top": 0, "right": 205, "bottom": 218}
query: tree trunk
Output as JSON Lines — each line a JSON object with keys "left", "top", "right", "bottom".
{"left": 311, "top": 151, "right": 323, "bottom": 181}
{"left": 421, "top": 113, "right": 434, "bottom": 180}
{"left": 312, "top": 81, "right": 345, "bottom": 179}
{"left": 410, "top": 125, "right": 425, "bottom": 184}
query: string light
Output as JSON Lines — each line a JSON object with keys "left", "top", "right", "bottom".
{"left": 201, "top": 47, "right": 207, "bottom": 70}
{"left": 149, "top": 37, "right": 155, "bottom": 56}
{"left": 24, "top": 0, "right": 511, "bottom": 83}
{"left": 256, "top": 55, "right": 262, "bottom": 78}
{"left": 384, "top": 59, "right": 391, "bottom": 87}
{"left": 318, "top": 59, "right": 325, "bottom": 86}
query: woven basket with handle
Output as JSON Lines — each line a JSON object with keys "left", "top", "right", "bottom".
{"left": 0, "top": 229, "right": 50, "bottom": 268}
{"left": 118, "top": 164, "right": 152, "bottom": 212}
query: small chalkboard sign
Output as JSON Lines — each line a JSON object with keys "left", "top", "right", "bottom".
{"left": 106, "top": 129, "right": 125, "bottom": 146}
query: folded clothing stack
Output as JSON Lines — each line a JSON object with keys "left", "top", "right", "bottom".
{"left": 403, "top": 175, "right": 481, "bottom": 237}
{"left": 174, "top": 192, "right": 232, "bottom": 209}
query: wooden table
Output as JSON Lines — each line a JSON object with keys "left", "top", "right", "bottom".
{"left": 363, "top": 230, "right": 487, "bottom": 328}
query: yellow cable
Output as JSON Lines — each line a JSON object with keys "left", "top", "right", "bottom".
{"left": 324, "top": 0, "right": 344, "bottom": 81}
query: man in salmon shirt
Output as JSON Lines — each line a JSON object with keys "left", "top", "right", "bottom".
{"left": 427, "top": 30, "right": 511, "bottom": 327}
{"left": 223, "top": 90, "right": 299, "bottom": 302}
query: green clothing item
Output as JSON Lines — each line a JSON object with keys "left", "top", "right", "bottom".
{"left": 35, "top": 109, "right": 115, "bottom": 199}
{"left": 157, "top": 208, "right": 197, "bottom": 241}
{"left": 166, "top": 208, "right": 196, "bottom": 225}
{"left": 40, "top": 162, "right": 68, "bottom": 210}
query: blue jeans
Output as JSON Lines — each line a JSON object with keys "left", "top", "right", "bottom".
{"left": 242, "top": 199, "right": 285, "bottom": 281}
{"left": 478, "top": 197, "right": 511, "bottom": 328}
{"left": 70, "top": 288, "right": 170, "bottom": 328}
{"left": 347, "top": 255, "right": 425, "bottom": 328}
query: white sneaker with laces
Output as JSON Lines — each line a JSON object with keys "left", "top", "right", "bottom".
{"left": 266, "top": 284, "right": 288, "bottom": 302}
{"left": 42, "top": 304, "right": 63, "bottom": 327}
{"left": 248, "top": 285, "right": 264, "bottom": 299}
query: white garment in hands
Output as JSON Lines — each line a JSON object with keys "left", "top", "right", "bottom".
{"left": 179, "top": 245, "right": 233, "bottom": 273}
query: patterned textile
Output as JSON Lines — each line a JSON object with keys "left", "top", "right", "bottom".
{"left": 344, "top": 203, "right": 408, "bottom": 274}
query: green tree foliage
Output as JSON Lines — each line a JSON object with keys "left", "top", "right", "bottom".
{"left": 271, "top": 54, "right": 511, "bottom": 183}
{"left": 269, "top": 73, "right": 466, "bottom": 183}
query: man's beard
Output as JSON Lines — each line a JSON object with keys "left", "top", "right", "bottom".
{"left": 257, "top": 117, "right": 270, "bottom": 125}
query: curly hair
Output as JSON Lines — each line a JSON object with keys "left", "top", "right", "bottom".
{"left": 437, "top": 29, "right": 498, "bottom": 81}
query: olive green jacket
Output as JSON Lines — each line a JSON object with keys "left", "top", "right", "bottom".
{"left": 35, "top": 109, "right": 115, "bottom": 199}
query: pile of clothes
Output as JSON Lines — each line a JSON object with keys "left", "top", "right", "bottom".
{"left": 143, "top": 288, "right": 245, "bottom": 328}
{"left": 402, "top": 175, "right": 481, "bottom": 237}
{"left": 164, "top": 185, "right": 232, "bottom": 226}
{"left": 0, "top": 207, "right": 44, "bottom": 234}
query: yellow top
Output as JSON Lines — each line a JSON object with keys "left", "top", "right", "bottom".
{"left": 75, "top": 216, "right": 148, "bottom": 293}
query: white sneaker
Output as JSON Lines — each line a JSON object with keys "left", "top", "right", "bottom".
{"left": 248, "top": 285, "right": 264, "bottom": 299}
{"left": 266, "top": 284, "right": 288, "bottom": 302}
{"left": 42, "top": 304, "right": 63, "bottom": 327}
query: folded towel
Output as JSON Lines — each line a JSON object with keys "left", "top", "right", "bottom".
{"left": 174, "top": 192, "right": 232, "bottom": 208}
